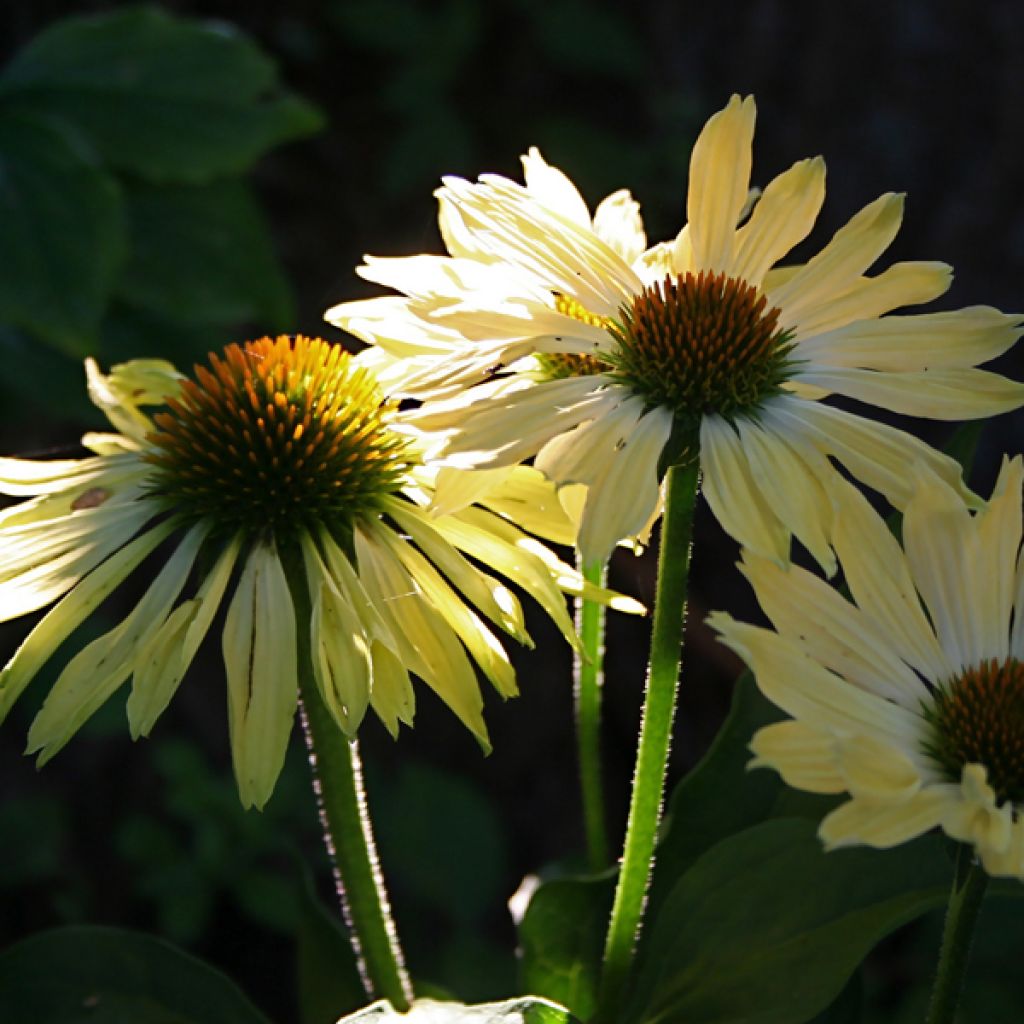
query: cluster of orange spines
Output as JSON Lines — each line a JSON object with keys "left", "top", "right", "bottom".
{"left": 606, "top": 270, "right": 792, "bottom": 427}
{"left": 145, "top": 336, "right": 414, "bottom": 537}
{"left": 926, "top": 657, "right": 1024, "bottom": 805}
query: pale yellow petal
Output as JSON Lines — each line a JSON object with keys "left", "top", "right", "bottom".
{"left": 222, "top": 542, "right": 297, "bottom": 810}
{"left": 793, "top": 366, "right": 1024, "bottom": 420}
{"left": 819, "top": 789, "right": 953, "bottom": 850}
{"left": 28, "top": 525, "right": 205, "bottom": 763}
{"left": 577, "top": 406, "right": 673, "bottom": 566}
{"left": 731, "top": 156, "right": 826, "bottom": 287}
{"left": 830, "top": 478, "right": 951, "bottom": 682}
{"left": 593, "top": 189, "right": 646, "bottom": 265}
{"left": 760, "top": 396, "right": 975, "bottom": 511}
{"left": 748, "top": 720, "right": 845, "bottom": 794}
{"left": 734, "top": 416, "right": 836, "bottom": 575}
{"left": 768, "top": 193, "right": 905, "bottom": 326}
{"left": 942, "top": 764, "right": 1013, "bottom": 856}
{"left": 0, "top": 521, "right": 175, "bottom": 726}
{"left": 700, "top": 415, "right": 789, "bottom": 565}
{"left": 835, "top": 733, "right": 922, "bottom": 802}
{"left": 708, "top": 614, "right": 923, "bottom": 747}
{"left": 521, "top": 147, "right": 592, "bottom": 227}
{"left": 687, "top": 94, "right": 756, "bottom": 273}
{"left": 127, "top": 533, "right": 241, "bottom": 738}
{"left": 739, "top": 552, "right": 929, "bottom": 707}
{"left": 429, "top": 466, "right": 514, "bottom": 518}
{"left": 796, "top": 306, "right": 1024, "bottom": 371}
{"left": 902, "top": 471, "right": 978, "bottom": 669}
{"left": 784, "top": 261, "right": 952, "bottom": 340}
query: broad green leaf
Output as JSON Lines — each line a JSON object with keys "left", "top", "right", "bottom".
{"left": 0, "top": 925, "right": 271, "bottom": 1023}
{"left": 517, "top": 872, "right": 613, "bottom": 1020}
{"left": 650, "top": 673, "right": 837, "bottom": 909}
{"left": 116, "top": 180, "right": 294, "bottom": 333}
{"left": 628, "top": 818, "right": 951, "bottom": 1024}
{"left": 0, "top": 110, "right": 124, "bottom": 353}
{"left": 295, "top": 865, "right": 366, "bottom": 1024}
{"left": 340, "top": 996, "right": 577, "bottom": 1023}
{"left": 1, "top": 7, "right": 323, "bottom": 181}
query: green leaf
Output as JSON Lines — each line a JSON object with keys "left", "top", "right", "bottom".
{"left": 650, "top": 673, "right": 837, "bottom": 909}
{"left": 517, "top": 872, "right": 613, "bottom": 1020}
{"left": 116, "top": 180, "right": 295, "bottom": 333}
{"left": 0, "top": 925, "right": 272, "bottom": 1023}
{"left": 339, "top": 996, "right": 577, "bottom": 1023}
{"left": 295, "top": 865, "right": 366, "bottom": 1024}
{"left": 1, "top": 7, "right": 323, "bottom": 182}
{"left": 0, "top": 110, "right": 124, "bottom": 353}
{"left": 628, "top": 819, "right": 951, "bottom": 1024}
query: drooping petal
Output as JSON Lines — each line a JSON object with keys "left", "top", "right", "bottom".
{"left": 222, "top": 542, "right": 298, "bottom": 810}
{"left": 521, "top": 147, "right": 592, "bottom": 227}
{"left": 128, "top": 533, "right": 241, "bottom": 739}
{"left": 835, "top": 733, "right": 923, "bottom": 802}
{"left": 27, "top": 524, "right": 206, "bottom": 763}
{"left": 0, "top": 520, "right": 176, "bottom": 726}
{"left": 700, "top": 415, "right": 789, "bottom": 564}
{"left": 355, "top": 521, "right": 489, "bottom": 748}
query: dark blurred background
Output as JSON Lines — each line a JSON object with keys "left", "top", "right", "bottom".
{"left": 1, "top": 2, "right": 1023, "bottom": 1020}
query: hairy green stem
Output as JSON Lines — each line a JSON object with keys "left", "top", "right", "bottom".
{"left": 576, "top": 557, "right": 610, "bottom": 871}
{"left": 925, "top": 845, "right": 988, "bottom": 1024}
{"left": 597, "top": 461, "right": 700, "bottom": 1020}
{"left": 285, "top": 551, "right": 413, "bottom": 1010}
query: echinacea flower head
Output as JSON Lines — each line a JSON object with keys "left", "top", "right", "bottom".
{"left": 327, "top": 94, "right": 1024, "bottom": 569}
{"left": 0, "top": 337, "right": 639, "bottom": 808}
{"left": 710, "top": 457, "right": 1024, "bottom": 879}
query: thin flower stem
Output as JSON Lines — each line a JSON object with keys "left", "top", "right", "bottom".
{"left": 597, "top": 460, "right": 701, "bottom": 1021}
{"left": 284, "top": 552, "right": 413, "bottom": 1011}
{"left": 925, "top": 845, "right": 988, "bottom": 1024}
{"left": 576, "top": 556, "right": 610, "bottom": 871}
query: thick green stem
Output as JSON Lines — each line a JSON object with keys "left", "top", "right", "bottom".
{"left": 925, "top": 845, "right": 988, "bottom": 1024}
{"left": 285, "top": 552, "right": 413, "bottom": 1010}
{"left": 597, "top": 461, "right": 700, "bottom": 1021}
{"left": 576, "top": 557, "right": 610, "bottom": 871}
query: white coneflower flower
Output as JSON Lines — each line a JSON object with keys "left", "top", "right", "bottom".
{"left": 327, "top": 95, "right": 1023, "bottom": 569}
{"left": 0, "top": 337, "right": 639, "bottom": 808}
{"left": 711, "top": 458, "right": 1024, "bottom": 879}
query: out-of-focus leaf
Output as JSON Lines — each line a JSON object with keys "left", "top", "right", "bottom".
{"left": 0, "top": 7, "right": 323, "bottom": 182}
{"left": 0, "top": 111, "right": 124, "bottom": 354}
{"left": 517, "top": 872, "right": 613, "bottom": 1021}
{"left": 116, "top": 180, "right": 294, "bottom": 332}
{"left": 376, "top": 760, "right": 507, "bottom": 927}
{"left": 340, "top": 996, "right": 577, "bottom": 1023}
{"left": 295, "top": 864, "right": 365, "bottom": 1024}
{"left": 0, "top": 926, "right": 271, "bottom": 1023}
{"left": 0, "top": 795, "right": 66, "bottom": 886}
{"left": 627, "top": 819, "right": 950, "bottom": 1024}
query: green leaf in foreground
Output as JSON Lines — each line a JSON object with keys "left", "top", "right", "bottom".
{"left": 0, "top": 111, "right": 124, "bottom": 353}
{"left": 650, "top": 672, "right": 837, "bottom": 910}
{"left": 517, "top": 872, "right": 613, "bottom": 1020}
{"left": 340, "top": 997, "right": 577, "bottom": 1023}
{"left": 628, "top": 818, "right": 951, "bottom": 1024}
{"left": 1, "top": 6, "right": 323, "bottom": 181}
{"left": 0, "top": 925, "right": 271, "bottom": 1024}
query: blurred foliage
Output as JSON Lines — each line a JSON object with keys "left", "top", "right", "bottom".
{"left": 0, "top": 5, "right": 322, "bottom": 419}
